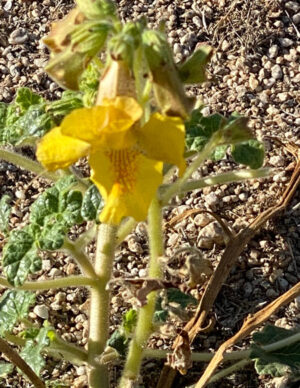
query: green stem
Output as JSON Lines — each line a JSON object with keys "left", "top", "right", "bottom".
{"left": 119, "top": 198, "right": 164, "bottom": 386}
{"left": 116, "top": 217, "right": 137, "bottom": 246}
{"left": 0, "top": 275, "right": 95, "bottom": 290}
{"left": 159, "top": 168, "right": 271, "bottom": 199}
{"left": 161, "top": 137, "right": 218, "bottom": 206}
{"left": 0, "top": 147, "right": 59, "bottom": 181}
{"left": 207, "top": 359, "right": 252, "bottom": 385}
{"left": 88, "top": 223, "right": 117, "bottom": 388}
{"left": 62, "top": 239, "right": 97, "bottom": 279}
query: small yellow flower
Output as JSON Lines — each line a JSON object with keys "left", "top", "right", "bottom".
{"left": 37, "top": 97, "right": 185, "bottom": 225}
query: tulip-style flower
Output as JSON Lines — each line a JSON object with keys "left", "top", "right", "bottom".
{"left": 37, "top": 97, "right": 185, "bottom": 225}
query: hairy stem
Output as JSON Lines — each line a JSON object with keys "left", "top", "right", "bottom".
{"left": 0, "top": 337, "right": 46, "bottom": 388}
{"left": 88, "top": 223, "right": 117, "bottom": 388}
{"left": 120, "top": 198, "right": 164, "bottom": 386}
{"left": 0, "top": 147, "right": 58, "bottom": 181}
{"left": 62, "top": 239, "right": 97, "bottom": 279}
{"left": 0, "top": 275, "right": 95, "bottom": 290}
{"left": 159, "top": 168, "right": 271, "bottom": 198}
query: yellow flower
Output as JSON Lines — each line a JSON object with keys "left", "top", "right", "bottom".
{"left": 37, "top": 97, "right": 185, "bottom": 225}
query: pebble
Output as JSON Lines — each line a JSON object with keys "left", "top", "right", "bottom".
{"left": 271, "top": 64, "right": 283, "bottom": 80}
{"left": 73, "top": 375, "right": 88, "bottom": 388}
{"left": 33, "top": 304, "right": 49, "bottom": 320}
{"left": 205, "top": 192, "right": 219, "bottom": 207}
{"left": 9, "top": 28, "right": 28, "bottom": 45}
{"left": 285, "top": 1, "right": 300, "bottom": 12}
{"left": 197, "top": 221, "right": 225, "bottom": 249}
{"left": 243, "top": 282, "right": 253, "bottom": 297}
{"left": 15, "top": 190, "right": 25, "bottom": 199}
{"left": 279, "top": 38, "right": 294, "bottom": 48}
{"left": 268, "top": 44, "right": 279, "bottom": 59}
{"left": 269, "top": 155, "right": 285, "bottom": 166}
{"left": 194, "top": 213, "right": 213, "bottom": 227}
{"left": 295, "top": 296, "right": 300, "bottom": 310}
{"left": 266, "top": 288, "right": 278, "bottom": 298}
{"left": 292, "top": 13, "right": 300, "bottom": 24}
{"left": 277, "top": 277, "right": 289, "bottom": 291}
{"left": 4, "top": 0, "right": 12, "bottom": 11}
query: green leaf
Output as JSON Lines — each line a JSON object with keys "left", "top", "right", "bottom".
{"left": 20, "top": 327, "right": 50, "bottom": 376}
{"left": 211, "top": 145, "right": 228, "bottom": 161}
{"left": 81, "top": 184, "right": 102, "bottom": 221}
{"left": 166, "top": 288, "right": 197, "bottom": 309}
{"left": 250, "top": 326, "right": 300, "bottom": 378}
{"left": 0, "top": 290, "right": 35, "bottom": 336}
{"left": 38, "top": 223, "right": 66, "bottom": 251}
{"left": 3, "top": 228, "right": 41, "bottom": 286}
{"left": 107, "top": 330, "right": 128, "bottom": 356}
{"left": 0, "top": 103, "right": 7, "bottom": 128}
{"left": 0, "top": 363, "right": 14, "bottom": 377}
{"left": 79, "top": 59, "right": 102, "bottom": 107}
{"left": 231, "top": 139, "right": 265, "bottom": 169}
{"left": 178, "top": 46, "right": 213, "bottom": 84}
{"left": 122, "top": 309, "right": 137, "bottom": 335}
{"left": 77, "top": 0, "right": 116, "bottom": 19}
{"left": 15, "top": 87, "right": 44, "bottom": 112}
{"left": 0, "top": 195, "right": 11, "bottom": 235}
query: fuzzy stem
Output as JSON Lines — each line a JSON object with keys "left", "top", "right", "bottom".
{"left": 119, "top": 198, "right": 164, "bottom": 386}
{"left": 0, "top": 275, "right": 95, "bottom": 290}
{"left": 159, "top": 168, "right": 271, "bottom": 198}
{"left": 161, "top": 137, "right": 218, "bottom": 206}
{"left": 62, "top": 239, "right": 97, "bottom": 279}
{"left": 0, "top": 147, "right": 59, "bottom": 181}
{"left": 88, "top": 223, "right": 117, "bottom": 388}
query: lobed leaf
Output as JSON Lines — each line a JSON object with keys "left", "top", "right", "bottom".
{"left": 0, "top": 290, "right": 35, "bottom": 336}
{"left": 231, "top": 139, "right": 265, "bottom": 169}
{"left": 250, "top": 325, "right": 300, "bottom": 378}
{"left": 2, "top": 228, "right": 41, "bottom": 286}
{"left": 81, "top": 184, "right": 102, "bottom": 221}
{"left": 0, "top": 195, "right": 11, "bottom": 235}
{"left": 14, "top": 87, "right": 44, "bottom": 112}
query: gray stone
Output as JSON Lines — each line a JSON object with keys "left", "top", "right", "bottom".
{"left": 271, "top": 64, "right": 283, "bottom": 80}
{"left": 33, "top": 304, "right": 49, "bottom": 320}
{"left": 268, "top": 45, "right": 279, "bottom": 59}
{"left": 9, "top": 28, "right": 28, "bottom": 45}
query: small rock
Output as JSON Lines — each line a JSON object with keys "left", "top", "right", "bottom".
{"left": 243, "top": 282, "right": 253, "bottom": 297}
{"left": 173, "top": 43, "right": 181, "bottom": 55}
{"left": 277, "top": 277, "right": 289, "bottom": 291}
{"left": 205, "top": 192, "right": 219, "bottom": 207}
{"left": 263, "top": 77, "right": 276, "bottom": 88}
{"left": 73, "top": 375, "right": 88, "bottom": 388}
{"left": 76, "top": 366, "right": 86, "bottom": 376}
{"left": 285, "top": 1, "right": 300, "bottom": 12}
{"left": 271, "top": 64, "right": 283, "bottom": 80}
{"left": 9, "top": 28, "right": 28, "bottom": 45}
{"left": 33, "top": 304, "right": 49, "bottom": 320}
{"left": 194, "top": 213, "right": 213, "bottom": 227}
{"left": 192, "top": 16, "right": 202, "bottom": 28}
{"left": 4, "top": 0, "right": 12, "bottom": 11}
{"left": 292, "top": 13, "right": 300, "bottom": 24}
{"left": 42, "top": 260, "right": 52, "bottom": 271}
{"left": 48, "top": 268, "right": 62, "bottom": 278}
{"left": 295, "top": 296, "right": 300, "bottom": 310}
{"left": 249, "top": 74, "right": 259, "bottom": 90}
{"left": 279, "top": 38, "right": 293, "bottom": 48}
{"left": 197, "top": 221, "right": 225, "bottom": 249}
{"left": 15, "top": 190, "right": 25, "bottom": 199}
{"left": 269, "top": 155, "right": 285, "bottom": 166}
{"left": 221, "top": 40, "right": 230, "bottom": 51}
{"left": 277, "top": 92, "right": 289, "bottom": 102}
{"left": 268, "top": 44, "right": 279, "bottom": 59}
{"left": 239, "top": 193, "right": 248, "bottom": 201}
{"left": 271, "top": 376, "right": 290, "bottom": 388}
{"left": 266, "top": 288, "right": 278, "bottom": 298}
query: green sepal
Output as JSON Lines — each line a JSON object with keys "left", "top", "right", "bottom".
{"left": 0, "top": 290, "right": 35, "bottom": 336}
{"left": 250, "top": 325, "right": 300, "bottom": 378}
{"left": 178, "top": 46, "right": 213, "bottom": 84}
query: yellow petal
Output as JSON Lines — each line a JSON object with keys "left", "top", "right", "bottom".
{"left": 136, "top": 113, "right": 186, "bottom": 175}
{"left": 90, "top": 149, "right": 163, "bottom": 225}
{"left": 36, "top": 127, "right": 90, "bottom": 171}
{"left": 61, "top": 97, "right": 142, "bottom": 150}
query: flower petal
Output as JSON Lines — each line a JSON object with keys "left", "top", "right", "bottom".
{"left": 36, "top": 126, "right": 90, "bottom": 171}
{"left": 90, "top": 149, "right": 163, "bottom": 225}
{"left": 61, "top": 97, "right": 142, "bottom": 150}
{"left": 136, "top": 113, "right": 186, "bottom": 175}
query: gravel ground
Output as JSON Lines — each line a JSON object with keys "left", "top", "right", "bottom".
{"left": 0, "top": 0, "right": 300, "bottom": 387}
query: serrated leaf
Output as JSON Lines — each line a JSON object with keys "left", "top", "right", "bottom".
{"left": 15, "top": 87, "right": 44, "bottom": 112}
{"left": 250, "top": 326, "right": 300, "bottom": 378}
{"left": 178, "top": 46, "right": 213, "bottom": 84}
{"left": 231, "top": 139, "right": 264, "bottom": 169}
{"left": 122, "top": 309, "right": 137, "bottom": 335}
{"left": 81, "top": 184, "right": 102, "bottom": 221}
{"left": 20, "top": 327, "right": 50, "bottom": 376}
{"left": 0, "top": 195, "right": 11, "bottom": 235}
{"left": 3, "top": 228, "right": 41, "bottom": 286}
{"left": 0, "top": 290, "right": 35, "bottom": 336}
{"left": 0, "top": 363, "right": 14, "bottom": 377}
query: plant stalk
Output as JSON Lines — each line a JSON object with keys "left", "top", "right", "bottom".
{"left": 0, "top": 275, "right": 95, "bottom": 290}
{"left": 119, "top": 198, "right": 164, "bottom": 386}
{"left": 88, "top": 223, "right": 117, "bottom": 388}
